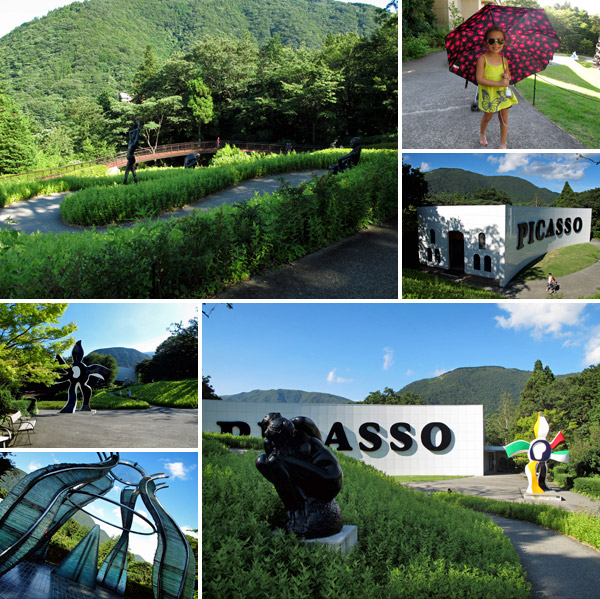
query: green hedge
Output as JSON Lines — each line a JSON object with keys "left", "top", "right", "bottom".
{"left": 59, "top": 150, "right": 379, "bottom": 226}
{"left": 36, "top": 391, "right": 149, "bottom": 410}
{"left": 573, "top": 477, "right": 600, "bottom": 499}
{"left": 0, "top": 151, "right": 397, "bottom": 298}
{"left": 436, "top": 492, "right": 600, "bottom": 550}
{"left": 127, "top": 379, "right": 198, "bottom": 408}
{"left": 203, "top": 441, "right": 530, "bottom": 599}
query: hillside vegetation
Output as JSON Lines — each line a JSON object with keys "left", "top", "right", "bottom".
{"left": 203, "top": 435, "right": 530, "bottom": 598}
{"left": 127, "top": 379, "right": 198, "bottom": 408}
{"left": 424, "top": 168, "right": 558, "bottom": 206}
{"left": 0, "top": 0, "right": 380, "bottom": 128}
{"left": 90, "top": 347, "right": 151, "bottom": 368}
{"left": 221, "top": 389, "right": 352, "bottom": 404}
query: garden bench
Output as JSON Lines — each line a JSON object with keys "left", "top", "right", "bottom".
{"left": 0, "top": 427, "right": 11, "bottom": 448}
{"left": 4, "top": 411, "right": 36, "bottom": 445}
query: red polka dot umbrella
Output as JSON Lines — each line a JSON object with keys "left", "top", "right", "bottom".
{"left": 445, "top": 4, "right": 560, "bottom": 85}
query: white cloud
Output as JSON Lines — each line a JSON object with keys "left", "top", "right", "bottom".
{"left": 433, "top": 368, "right": 448, "bottom": 377}
{"left": 164, "top": 461, "right": 190, "bottom": 480}
{"left": 181, "top": 526, "right": 198, "bottom": 538}
{"left": 326, "top": 368, "right": 354, "bottom": 384}
{"left": 383, "top": 347, "right": 394, "bottom": 371}
{"left": 487, "top": 153, "right": 532, "bottom": 173}
{"left": 584, "top": 327, "right": 600, "bottom": 365}
{"left": 419, "top": 162, "right": 432, "bottom": 172}
{"left": 521, "top": 158, "right": 587, "bottom": 181}
{"left": 495, "top": 303, "right": 586, "bottom": 338}
{"left": 27, "top": 461, "right": 42, "bottom": 472}
{"left": 405, "top": 369, "right": 415, "bottom": 376}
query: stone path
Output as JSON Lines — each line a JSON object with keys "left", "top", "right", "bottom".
{"left": 402, "top": 51, "right": 587, "bottom": 149}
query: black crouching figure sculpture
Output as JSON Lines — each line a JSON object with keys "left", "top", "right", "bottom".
{"left": 328, "top": 136, "right": 361, "bottom": 175}
{"left": 184, "top": 152, "right": 199, "bottom": 168}
{"left": 256, "top": 413, "right": 343, "bottom": 539}
{"left": 123, "top": 120, "right": 141, "bottom": 184}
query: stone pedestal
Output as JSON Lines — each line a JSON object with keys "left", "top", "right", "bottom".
{"left": 301, "top": 525, "right": 358, "bottom": 554}
{"left": 522, "top": 491, "right": 563, "bottom": 503}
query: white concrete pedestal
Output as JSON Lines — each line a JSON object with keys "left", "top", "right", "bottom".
{"left": 301, "top": 525, "right": 358, "bottom": 554}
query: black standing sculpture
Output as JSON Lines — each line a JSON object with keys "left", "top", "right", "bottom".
{"left": 123, "top": 121, "right": 141, "bottom": 184}
{"left": 256, "top": 413, "right": 343, "bottom": 539}
{"left": 184, "top": 152, "right": 199, "bottom": 168}
{"left": 55, "top": 341, "right": 111, "bottom": 414}
{"left": 328, "top": 137, "right": 362, "bottom": 175}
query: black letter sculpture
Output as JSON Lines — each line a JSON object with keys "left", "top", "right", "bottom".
{"left": 123, "top": 120, "right": 141, "bottom": 184}
{"left": 328, "top": 136, "right": 361, "bottom": 175}
{"left": 55, "top": 341, "right": 111, "bottom": 414}
{"left": 256, "top": 413, "right": 343, "bottom": 539}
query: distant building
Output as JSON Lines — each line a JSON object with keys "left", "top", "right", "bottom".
{"left": 116, "top": 366, "right": 138, "bottom": 384}
{"left": 433, "top": 0, "right": 498, "bottom": 28}
{"left": 418, "top": 205, "right": 592, "bottom": 286}
{"left": 119, "top": 92, "right": 133, "bottom": 103}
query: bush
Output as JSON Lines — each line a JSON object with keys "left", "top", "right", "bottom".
{"left": 0, "top": 151, "right": 397, "bottom": 298}
{"left": 203, "top": 448, "right": 530, "bottom": 598}
{"left": 573, "top": 477, "right": 600, "bottom": 499}
{"left": 0, "top": 389, "right": 13, "bottom": 417}
{"left": 402, "top": 36, "right": 430, "bottom": 60}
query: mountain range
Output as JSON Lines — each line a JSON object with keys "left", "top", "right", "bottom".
{"left": 424, "top": 168, "right": 560, "bottom": 205}
{"left": 0, "top": 0, "right": 381, "bottom": 127}
{"left": 221, "top": 366, "right": 575, "bottom": 415}
{"left": 90, "top": 347, "right": 152, "bottom": 368}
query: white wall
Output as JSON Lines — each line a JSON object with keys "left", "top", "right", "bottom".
{"left": 418, "top": 205, "right": 506, "bottom": 281}
{"left": 504, "top": 206, "right": 592, "bottom": 285}
{"left": 203, "top": 401, "right": 484, "bottom": 476}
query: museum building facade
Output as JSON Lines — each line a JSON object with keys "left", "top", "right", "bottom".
{"left": 417, "top": 205, "right": 592, "bottom": 286}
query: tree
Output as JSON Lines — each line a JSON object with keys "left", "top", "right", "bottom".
{"left": 402, "top": 161, "right": 429, "bottom": 267}
{"left": 362, "top": 388, "right": 424, "bottom": 405}
{"left": 202, "top": 375, "right": 221, "bottom": 400}
{"left": 133, "top": 45, "right": 160, "bottom": 102}
{"left": 0, "top": 89, "right": 36, "bottom": 174}
{"left": 187, "top": 76, "right": 213, "bottom": 139}
{"left": 0, "top": 304, "right": 76, "bottom": 391}
{"left": 517, "top": 360, "right": 556, "bottom": 418}
{"left": 83, "top": 352, "right": 118, "bottom": 388}
{"left": 485, "top": 393, "right": 518, "bottom": 445}
{"left": 135, "top": 317, "right": 198, "bottom": 382}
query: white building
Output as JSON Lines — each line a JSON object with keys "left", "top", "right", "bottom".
{"left": 418, "top": 205, "right": 592, "bottom": 286}
{"left": 203, "top": 401, "right": 484, "bottom": 476}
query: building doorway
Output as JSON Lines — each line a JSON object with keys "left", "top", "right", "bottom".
{"left": 448, "top": 231, "right": 464, "bottom": 271}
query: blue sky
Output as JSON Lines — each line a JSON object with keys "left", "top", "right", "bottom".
{"left": 56, "top": 302, "right": 197, "bottom": 355}
{"left": 202, "top": 302, "right": 600, "bottom": 402}
{"left": 403, "top": 153, "right": 600, "bottom": 194}
{"left": 7, "top": 451, "right": 198, "bottom": 562}
{"left": 0, "top": 0, "right": 393, "bottom": 39}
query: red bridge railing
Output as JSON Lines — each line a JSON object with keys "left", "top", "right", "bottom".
{"left": 0, "top": 141, "right": 325, "bottom": 183}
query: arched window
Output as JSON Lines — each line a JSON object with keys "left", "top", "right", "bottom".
{"left": 484, "top": 255, "right": 492, "bottom": 272}
{"left": 473, "top": 254, "right": 481, "bottom": 270}
{"left": 434, "top": 248, "right": 441, "bottom": 263}
{"left": 426, "top": 248, "right": 433, "bottom": 262}
{"left": 429, "top": 229, "right": 436, "bottom": 244}
{"left": 478, "top": 233, "right": 486, "bottom": 250}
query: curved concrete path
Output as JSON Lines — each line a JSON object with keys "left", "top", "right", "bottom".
{"left": 0, "top": 171, "right": 326, "bottom": 234}
{"left": 402, "top": 51, "right": 588, "bottom": 149}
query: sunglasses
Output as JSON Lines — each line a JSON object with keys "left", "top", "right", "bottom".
{"left": 487, "top": 38, "right": 505, "bottom": 45}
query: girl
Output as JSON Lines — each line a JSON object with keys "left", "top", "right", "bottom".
{"left": 476, "top": 26, "right": 518, "bottom": 149}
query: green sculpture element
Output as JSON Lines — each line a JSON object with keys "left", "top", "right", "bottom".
{"left": 140, "top": 475, "right": 196, "bottom": 599}
{"left": 53, "top": 525, "right": 101, "bottom": 588}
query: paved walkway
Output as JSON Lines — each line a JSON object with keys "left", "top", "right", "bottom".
{"left": 217, "top": 215, "right": 398, "bottom": 299}
{"left": 12, "top": 407, "right": 198, "bottom": 448}
{"left": 405, "top": 474, "right": 600, "bottom": 599}
{"left": 0, "top": 171, "right": 327, "bottom": 234}
{"left": 402, "top": 51, "right": 587, "bottom": 149}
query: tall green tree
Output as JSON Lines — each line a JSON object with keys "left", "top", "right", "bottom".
{"left": 187, "top": 76, "right": 213, "bottom": 140}
{"left": 0, "top": 304, "right": 76, "bottom": 390}
{"left": 133, "top": 45, "right": 160, "bottom": 101}
{"left": 0, "top": 89, "right": 36, "bottom": 174}
{"left": 362, "top": 388, "right": 424, "bottom": 405}
{"left": 517, "top": 360, "right": 556, "bottom": 418}
{"left": 83, "top": 352, "right": 118, "bottom": 388}
{"left": 485, "top": 393, "right": 518, "bottom": 445}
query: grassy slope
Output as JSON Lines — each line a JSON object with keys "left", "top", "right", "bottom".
{"left": 127, "top": 379, "right": 198, "bottom": 408}
{"left": 203, "top": 435, "right": 530, "bottom": 598}
{"left": 402, "top": 269, "right": 503, "bottom": 299}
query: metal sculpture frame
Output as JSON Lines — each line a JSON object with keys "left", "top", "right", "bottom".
{"left": 0, "top": 453, "right": 195, "bottom": 599}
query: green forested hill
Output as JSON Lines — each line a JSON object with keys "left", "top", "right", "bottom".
{"left": 0, "top": 0, "right": 380, "bottom": 127}
{"left": 398, "top": 366, "right": 557, "bottom": 415}
{"left": 221, "top": 389, "right": 352, "bottom": 404}
{"left": 90, "top": 346, "right": 151, "bottom": 368}
{"left": 424, "top": 168, "right": 559, "bottom": 206}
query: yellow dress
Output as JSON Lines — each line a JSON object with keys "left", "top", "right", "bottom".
{"left": 478, "top": 55, "right": 518, "bottom": 113}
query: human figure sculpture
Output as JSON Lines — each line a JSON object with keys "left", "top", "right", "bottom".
{"left": 255, "top": 413, "right": 343, "bottom": 539}
{"left": 55, "top": 341, "right": 111, "bottom": 413}
{"left": 184, "top": 152, "right": 199, "bottom": 168}
{"left": 328, "top": 136, "right": 361, "bottom": 175}
{"left": 123, "top": 120, "right": 141, "bottom": 184}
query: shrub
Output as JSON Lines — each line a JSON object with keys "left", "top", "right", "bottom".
{"left": 573, "top": 477, "right": 600, "bottom": 499}
{"left": 402, "top": 36, "right": 430, "bottom": 60}
{"left": 0, "top": 389, "right": 13, "bottom": 417}
{"left": 203, "top": 448, "right": 530, "bottom": 598}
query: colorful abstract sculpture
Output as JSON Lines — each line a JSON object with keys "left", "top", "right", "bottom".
{"left": 504, "top": 412, "right": 569, "bottom": 494}
{"left": 55, "top": 341, "right": 111, "bottom": 414}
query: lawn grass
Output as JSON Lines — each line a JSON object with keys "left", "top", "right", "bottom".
{"left": 402, "top": 269, "right": 503, "bottom": 299}
{"left": 512, "top": 242, "right": 600, "bottom": 282}
{"left": 536, "top": 64, "right": 600, "bottom": 92}
{"left": 125, "top": 379, "right": 198, "bottom": 408}
{"left": 36, "top": 391, "right": 149, "bottom": 410}
{"left": 515, "top": 72, "right": 600, "bottom": 148}
{"left": 391, "top": 475, "right": 472, "bottom": 483}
